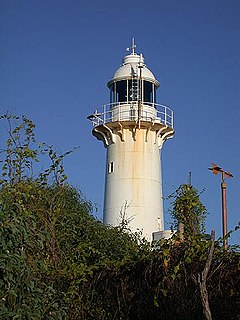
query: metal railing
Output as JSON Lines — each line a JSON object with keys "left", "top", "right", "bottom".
{"left": 88, "top": 101, "right": 174, "bottom": 128}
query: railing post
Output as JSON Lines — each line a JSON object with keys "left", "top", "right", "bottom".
{"left": 103, "top": 105, "right": 106, "bottom": 124}
{"left": 118, "top": 103, "right": 120, "bottom": 122}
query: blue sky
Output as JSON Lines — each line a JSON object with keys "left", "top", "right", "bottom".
{"left": 1, "top": 0, "right": 239, "bottom": 244}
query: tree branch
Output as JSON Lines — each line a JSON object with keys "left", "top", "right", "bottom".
{"left": 197, "top": 230, "right": 215, "bottom": 320}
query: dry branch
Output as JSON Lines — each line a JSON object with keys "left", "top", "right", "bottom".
{"left": 197, "top": 230, "right": 215, "bottom": 320}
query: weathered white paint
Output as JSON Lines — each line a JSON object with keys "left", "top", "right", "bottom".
{"left": 104, "top": 127, "right": 164, "bottom": 239}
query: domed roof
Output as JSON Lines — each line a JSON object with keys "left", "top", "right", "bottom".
{"left": 107, "top": 51, "right": 160, "bottom": 88}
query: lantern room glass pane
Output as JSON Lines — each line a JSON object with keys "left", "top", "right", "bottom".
{"left": 143, "top": 81, "right": 153, "bottom": 103}
{"left": 153, "top": 85, "right": 156, "bottom": 103}
{"left": 110, "top": 80, "right": 157, "bottom": 104}
{"left": 110, "top": 84, "right": 114, "bottom": 104}
{"left": 116, "top": 80, "right": 127, "bottom": 102}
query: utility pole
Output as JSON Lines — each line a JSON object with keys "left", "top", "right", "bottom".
{"left": 208, "top": 163, "right": 233, "bottom": 249}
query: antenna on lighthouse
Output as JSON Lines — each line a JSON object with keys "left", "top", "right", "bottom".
{"left": 126, "top": 37, "right": 137, "bottom": 54}
{"left": 131, "top": 37, "right": 136, "bottom": 54}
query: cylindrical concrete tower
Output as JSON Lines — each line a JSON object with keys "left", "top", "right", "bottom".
{"left": 88, "top": 40, "right": 174, "bottom": 240}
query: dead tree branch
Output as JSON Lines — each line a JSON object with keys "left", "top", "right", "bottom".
{"left": 197, "top": 230, "right": 215, "bottom": 320}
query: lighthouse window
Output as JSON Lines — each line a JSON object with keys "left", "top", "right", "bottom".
{"left": 116, "top": 81, "right": 127, "bottom": 102}
{"left": 143, "top": 81, "right": 153, "bottom": 103}
{"left": 110, "top": 84, "right": 114, "bottom": 104}
{"left": 153, "top": 85, "right": 156, "bottom": 103}
{"left": 108, "top": 161, "right": 114, "bottom": 174}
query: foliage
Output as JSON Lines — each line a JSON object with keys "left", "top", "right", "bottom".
{"left": 169, "top": 184, "right": 207, "bottom": 236}
{"left": 0, "top": 114, "right": 239, "bottom": 319}
{"left": 0, "top": 114, "right": 147, "bottom": 319}
{"left": 70, "top": 236, "right": 240, "bottom": 320}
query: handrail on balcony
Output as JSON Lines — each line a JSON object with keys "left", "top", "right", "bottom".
{"left": 88, "top": 101, "right": 174, "bottom": 128}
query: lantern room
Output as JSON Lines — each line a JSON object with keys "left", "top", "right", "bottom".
{"left": 88, "top": 39, "right": 174, "bottom": 139}
{"left": 107, "top": 50, "right": 160, "bottom": 105}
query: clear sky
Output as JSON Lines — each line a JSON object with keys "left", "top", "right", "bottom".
{"left": 1, "top": 0, "right": 239, "bottom": 244}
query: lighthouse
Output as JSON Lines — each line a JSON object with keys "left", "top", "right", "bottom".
{"left": 88, "top": 40, "right": 174, "bottom": 240}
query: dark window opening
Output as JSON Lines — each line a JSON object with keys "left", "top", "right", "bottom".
{"left": 153, "top": 85, "right": 156, "bottom": 103}
{"left": 144, "top": 81, "right": 154, "bottom": 103}
{"left": 116, "top": 81, "right": 127, "bottom": 102}
{"left": 109, "top": 80, "right": 157, "bottom": 105}
{"left": 110, "top": 84, "right": 114, "bottom": 104}
{"left": 108, "top": 161, "right": 114, "bottom": 174}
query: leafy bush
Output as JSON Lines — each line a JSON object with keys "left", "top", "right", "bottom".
{"left": 0, "top": 115, "right": 239, "bottom": 319}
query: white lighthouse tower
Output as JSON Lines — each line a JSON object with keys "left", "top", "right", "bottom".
{"left": 88, "top": 40, "right": 174, "bottom": 240}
